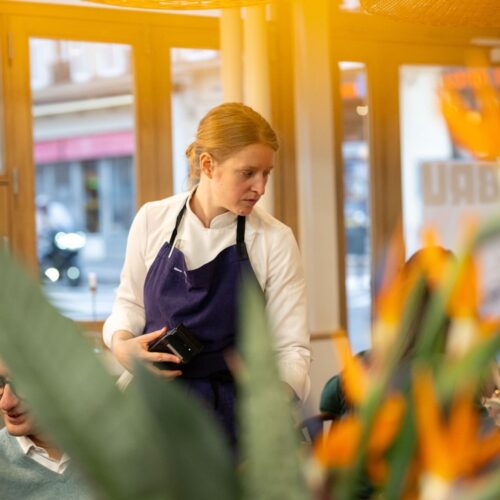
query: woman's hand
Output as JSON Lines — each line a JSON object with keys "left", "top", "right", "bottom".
{"left": 111, "top": 328, "right": 182, "bottom": 379}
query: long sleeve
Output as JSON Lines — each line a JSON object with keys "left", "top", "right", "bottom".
{"left": 102, "top": 204, "right": 148, "bottom": 348}
{"left": 263, "top": 225, "right": 311, "bottom": 401}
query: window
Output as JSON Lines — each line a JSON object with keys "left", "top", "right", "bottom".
{"left": 0, "top": 11, "right": 220, "bottom": 324}
{"left": 400, "top": 64, "right": 500, "bottom": 318}
{"left": 31, "top": 38, "right": 136, "bottom": 321}
{"left": 170, "top": 48, "right": 222, "bottom": 193}
{"left": 339, "top": 62, "right": 372, "bottom": 353}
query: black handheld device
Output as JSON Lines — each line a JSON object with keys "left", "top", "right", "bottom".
{"left": 148, "top": 324, "right": 203, "bottom": 365}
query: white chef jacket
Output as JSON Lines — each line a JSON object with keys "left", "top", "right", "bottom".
{"left": 103, "top": 191, "right": 311, "bottom": 400}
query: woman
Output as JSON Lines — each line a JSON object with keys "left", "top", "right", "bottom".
{"left": 103, "top": 103, "right": 311, "bottom": 447}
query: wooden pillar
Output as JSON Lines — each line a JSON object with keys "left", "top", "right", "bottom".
{"left": 220, "top": 8, "right": 243, "bottom": 102}
{"left": 243, "top": 4, "right": 274, "bottom": 214}
{"left": 292, "top": 0, "right": 342, "bottom": 333}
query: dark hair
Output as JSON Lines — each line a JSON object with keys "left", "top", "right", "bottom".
{"left": 398, "top": 246, "right": 455, "bottom": 361}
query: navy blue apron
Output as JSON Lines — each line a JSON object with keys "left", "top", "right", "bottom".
{"left": 143, "top": 198, "right": 256, "bottom": 448}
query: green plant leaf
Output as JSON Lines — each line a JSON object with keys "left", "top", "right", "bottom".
{"left": 382, "top": 403, "right": 417, "bottom": 500}
{"left": 471, "top": 216, "right": 500, "bottom": 250}
{"left": 132, "top": 362, "right": 238, "bottom": 500}
{"left": 237, "top": 274, "right": 309, "bottom": 500}
{"left": 436, "top": 333, "right": 500, "bottom": 402}
{"left": 0, "top": 249, "right": 172, "bottom": 499}
{"left": 453, "top": 468, "right": 500, "bottom": 500}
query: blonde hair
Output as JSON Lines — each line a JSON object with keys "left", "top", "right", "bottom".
{"left": 185, "top": 102, "right": 279, "bottom": 183}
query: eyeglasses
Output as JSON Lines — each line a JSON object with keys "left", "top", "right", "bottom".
{"left": 0, "top": 375, "right": 17, "bottom": 398}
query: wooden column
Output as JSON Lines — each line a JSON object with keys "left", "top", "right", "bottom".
{"left": 243, "top": 4, "right": 274, "bottom": 214}
{"left": 220, "top": 7, "right": 243, "bottom": 102}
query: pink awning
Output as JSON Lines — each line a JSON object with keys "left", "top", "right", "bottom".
{"left": 34, "top": 130, "right": 135, "bottom": 164}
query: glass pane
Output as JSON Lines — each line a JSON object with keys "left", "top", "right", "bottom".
{"left": 339, "top": 62, "right": 372, "bottom": 353}
{"left": 31, "top": 38, "right": 136, "bottom": 321}
{"left": 400, "top": 64, "right": 500, "bottom": 319}
{"left": 170, "top": 48, "right": 222, "bottom": 193}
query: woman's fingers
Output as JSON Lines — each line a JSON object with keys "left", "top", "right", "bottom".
{"left": 140, "top": 327, "right": 167, "bottom": 343}
{"left": 140, "top": 350, "right": 181, "bottom": 364}
{"left": 112, "top": 328, "right": 183, "bottom": 372}
{"left": 139, "top": 327, "right": 182, "bottom": 364}
{"left": 147, "top": 364, "right": 183, "bottom": 379}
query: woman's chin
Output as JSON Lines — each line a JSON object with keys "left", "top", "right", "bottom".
{"left": 235, "top": 207, "right": 253, "bottom": 216}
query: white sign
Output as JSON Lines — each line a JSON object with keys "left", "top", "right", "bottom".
{"left": 421, "top": 161, "right": 500, "bottom": 318}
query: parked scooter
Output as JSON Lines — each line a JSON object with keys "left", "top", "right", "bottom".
{"left": 36, "top": 195, "right": 85, "bottom": 287}
{"left": 39, "top": 230, "right": 86, "bottom": 287}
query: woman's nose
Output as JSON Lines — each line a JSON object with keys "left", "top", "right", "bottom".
{"left": 252, "top": 174, "right": 267, "bottom": 196}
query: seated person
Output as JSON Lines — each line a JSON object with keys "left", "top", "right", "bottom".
{"left": 320, "top": 247, "right": 454, "bottom": 418}
{"left": 0, "top": 360, "right": 93, "bottom": 500}
{"left": 319, "top": 350, "right": 370, "bottom": 418}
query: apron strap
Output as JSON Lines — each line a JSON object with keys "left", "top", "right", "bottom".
{"left": 236, "top": 216, "right": 248, "bottom": 260}
{"left": 169, "top": 197, "right": 248, "bottom": 259}
{"left": 169, "top": 199, "right": 188, "bottom": 246}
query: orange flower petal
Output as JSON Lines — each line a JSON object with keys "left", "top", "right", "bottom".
{"left": 335, "top": 341, "right": 369, "bottom": 406}
{"left": 366, "top": 457, "right": 389, "bottom": 485}
{"left": 448, "top": 255, "right": 480, "bottom": 318}
{"left": 314, "top": 415, "right": 362, "bottom": 468}
{"left": 368, "top": 394, "right": 406, "bottom": 454}
{"left": 478, "top": 318, "right": 500, "bottom": 338}
{"left": 415, "top": 239, "right": 454, "bottom": 289}
{"left": 447, "top": 388, "right": 479, "bottom": 475}
{"left": 413, "top": 370, "right": 455, "bottom": 479}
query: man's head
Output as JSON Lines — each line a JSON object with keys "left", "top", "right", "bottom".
{"left": 0, "top": 360, "right": 36, "bottom": 437}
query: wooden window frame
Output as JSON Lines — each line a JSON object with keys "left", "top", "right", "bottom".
{"left": 0, "top": 0, "right": 218, "bottom": 336}
{"left": 328, "top": 20, "right": 495, "bottom": 337}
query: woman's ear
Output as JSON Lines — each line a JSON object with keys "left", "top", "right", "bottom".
{"left": 199, "top": 152, "right": 214, "bottom": 178}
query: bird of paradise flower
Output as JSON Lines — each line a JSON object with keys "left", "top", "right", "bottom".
{"left": 312, "top": 218, "right": 500, "bottom": 499}
{"left": 413, "top": 368, "right": 500, "bottom": 497}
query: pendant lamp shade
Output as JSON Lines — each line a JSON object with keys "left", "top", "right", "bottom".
{"left": 360, "top": 0, "right": 500, "bottom": 28}
{"left": 85, "top": 0, "right": 270, "bottom": 9}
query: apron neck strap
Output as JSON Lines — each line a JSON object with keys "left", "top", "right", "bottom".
{"left": 237, "top": 216, "right": 248, "bottom": 259}
{"left": 169, "top": 198, "right": 248, "bottom": 259}
{"left": 169, "top": 199, "right": 188, "bottom": 246}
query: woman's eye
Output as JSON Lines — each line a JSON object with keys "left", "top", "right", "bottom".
{"left": 241, "top": 171, "right": 253, "bottom": 178}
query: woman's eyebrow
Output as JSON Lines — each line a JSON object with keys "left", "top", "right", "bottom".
{"left": 238, "top": 165, "right": 274, "bottom": 170}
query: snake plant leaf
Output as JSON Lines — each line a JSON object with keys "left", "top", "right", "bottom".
{"left": 132, "top": 363, "right": 238, "bottom": 500}
{"left": 237, "top": 274, "right": 309, "bottom": 500}
{"left": 0, "top": 248, "right": 170, "bottom": 499}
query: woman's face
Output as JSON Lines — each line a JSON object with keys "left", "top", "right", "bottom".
{"left": 209, "top": 143, "right": 275, "bottom": 216}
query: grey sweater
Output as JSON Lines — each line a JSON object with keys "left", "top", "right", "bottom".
{"left": 0, "top": 429, "right": 94, "bottom": 499}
